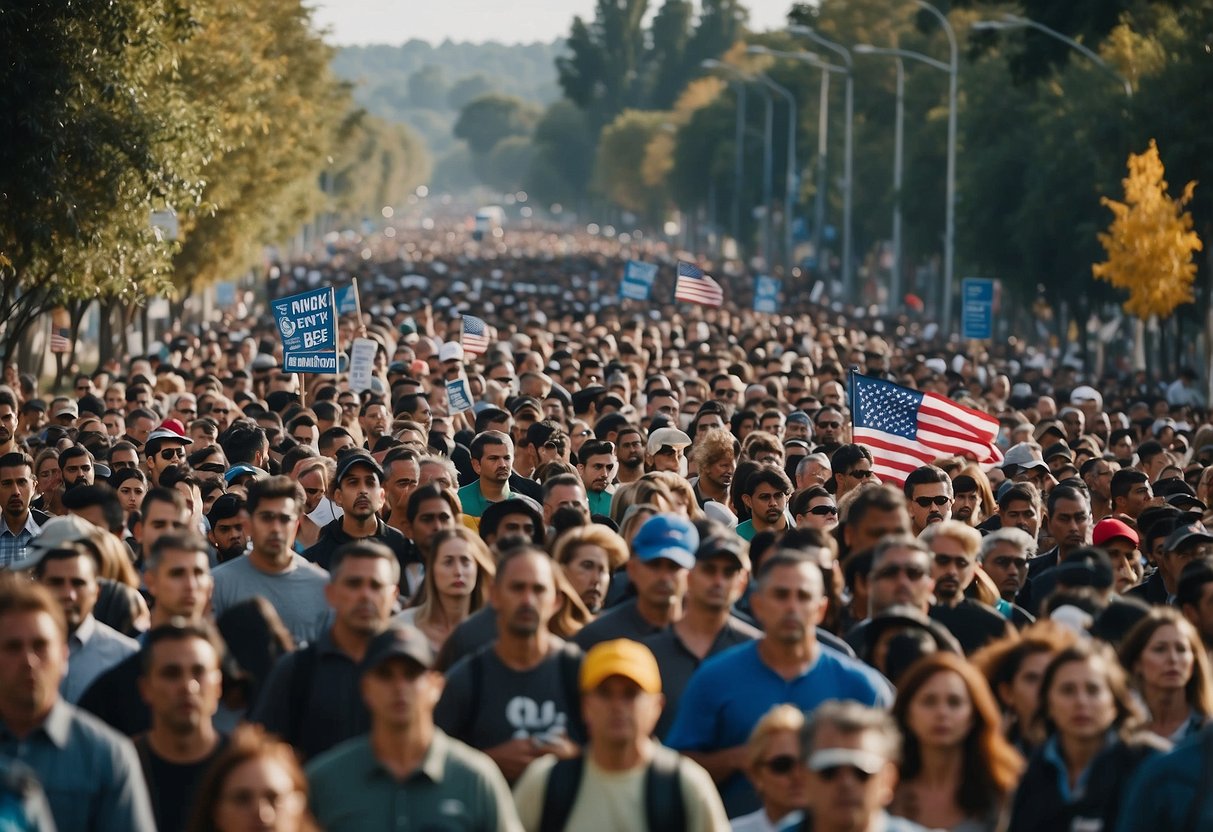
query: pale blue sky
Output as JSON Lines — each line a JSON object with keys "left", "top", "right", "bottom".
{"left": 310, "top": 0, "right": 799, "bottom": 46}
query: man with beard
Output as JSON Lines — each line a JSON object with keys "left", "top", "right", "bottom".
{"left": 253, "top": 541, "right": 399, "bottom": 761}
{"left": 691, "top": 428, "right": 736, "bottom": 509}
{"left": 951, "top": 475, "right": 983, "bottom": 526}
{"left": 458, "top": 431, "right": 515, "bottom": 523}
{"left": 921, "top": 521, "right": 1013, "bottom": 654}
{"left": 576, "top": 439, "right": 616, "bottom": 517}
{"left": 904, "top": 466, "right": 953, "bottom": 536}
{"left": 614, "top": 425, "right": 646, "bottom": 485}
{"left": 1017, "top": 485, "right": 1093, "bottom": 615}
{"left": 205, "top": 493, "right": 248, "bottom": 563}
{"left": 813, "top": 407, "right": 846, "bottom": 456}
{"left": 0, "top": 452, "right": 44, "bottom": 568}
{"left": 58, "top": 444, "right": 96, "bottom": 490}
{"left": 435, "top": 547, "right": 583, "bottom": 783}
{"left": 735, "top": 465, "right": 793, "bottom": 542}
{"left": 358, "top": 398, "right": 390, "bottom": 450}
{"left": 1110, "top": 469, "right": 1156, "bottom": 520}
{"left": 304, "top": 452, "right": 411, "bottom": 583}
{"left": 644, "top": 532, "right": 758, "bottom": 739}
{"left": 0, "top": 391, "right": 19, "bottom": 457}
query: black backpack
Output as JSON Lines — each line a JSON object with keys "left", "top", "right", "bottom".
{"left": 537, "top": 751, "right": 687, "bottom": 832}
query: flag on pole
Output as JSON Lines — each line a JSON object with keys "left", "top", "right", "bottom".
{"left": 849, "top": 371, "right": 1003, "bottom": 485}
{"left": 460, "top": 314, "right": 491, "bottom": 356}
{"left": 675, "top": 261, "right": 724, "bottom": 307}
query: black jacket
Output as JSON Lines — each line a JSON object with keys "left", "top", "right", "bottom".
{"left": 1126, "top": 571, "right": 1170, "bottom": 606}
{"left": 302, "top": 516, "right": 417, "bottom": 580}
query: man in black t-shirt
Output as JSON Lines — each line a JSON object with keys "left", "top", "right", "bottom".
{"left": 922, "top": 521, "right": 1014, "bottom": 654}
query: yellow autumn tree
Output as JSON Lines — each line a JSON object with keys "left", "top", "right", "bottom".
{"left": 1092, "top": 140, "right": 1202, "bottom": 319}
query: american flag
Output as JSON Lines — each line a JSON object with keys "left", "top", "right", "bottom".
{"left": 675, "top": 261, "right": 724, "bottom": 307}
{"left": 849, "top": 372, "right": 1003, "bottom": 485}
{"left": 49, "top": 328, "right": 71, "bottom": 354}
{"left": 460, "top": 314, "right": 491, "bottom": 356}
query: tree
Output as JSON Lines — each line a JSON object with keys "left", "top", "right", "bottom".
{"left": 556, "top": 0, "right": 649, "bottom": 130}
{"left": 645, "top": 0, "right": 695, "bottom": 109}
{"left": 482, "top": 137, "right": 537, "bottom": 193}
{"left": 407, "top": 65, "right": 449, "bottom": 109}
{"left": 453, "top": 94, "right": 539, "bottom": 156}
{"left": 447, "top": 74, "right": 496, "bottom": 110}
{"left": 594, "top": 110, "right": 671, "bottom": 220}
{"left": 527, "top": 101, "right": 596, "bottom": 208}
{"left": 1093, "top": 140, "right": 1201, "bottom": 320}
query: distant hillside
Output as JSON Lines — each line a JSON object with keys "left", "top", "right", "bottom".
{"left": 332, "top": 40, "right": 564, "bottom": 160}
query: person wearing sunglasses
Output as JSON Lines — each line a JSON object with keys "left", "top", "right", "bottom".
{"left": 904, "top": 465, "right": 954, "bottom": 536}
{"left": 844, "top": 536, "right": 936, "bottom": 657}
{"left": 830, "top": 444, "right": 877, "bottom": 499}
{"left": 791, "top": 485, "right": 838, "bottom": 532}
{"left": 921, "top": 521, "right": 1015, "bottom": 655}
{"left": 732, "top": 705, "right": 807, "bottom": 832}
{"left": 813, "top": 407, "right": 846, "bottom": 456}
{"left": 144, "top": 427, "right": 192, "bottom": 488}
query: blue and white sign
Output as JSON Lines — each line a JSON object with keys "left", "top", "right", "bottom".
{"left": 334, "top": 285, "right": 359, "bottom": 315}
{"left": 754, "top": 275, "right": 781, "bottom": 314}
{"left": 447, "top": 377, "right": 474, "bottom": 413}
{"left": 960, "top": 278, "right": 996, "bottom": 341}
{"left": 620, "top": 260, "right": 658, "bottom": 301}
{"left": 273, "top": 287, "right": 338, "bottom": 373}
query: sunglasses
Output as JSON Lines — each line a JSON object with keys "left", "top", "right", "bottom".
{"left": 914, "top": 495, "right": 952, "bottom": 508}
{"left": 808, "top": 505, "right": 839, "bottom": 516}
{"left": 873, "top": 563, "right": 928, "bottom": 582}
{"left": 761, "top": 755, "right": 799, "bottom": 775}
{"left": 159, "top": 448, "right": 187, "bottom": 461}
{"left": 714, "top": 389, "right": 738, "bottom": 398}
{"left": 990, "top": 555, "right": 1029, "bottom": 570}
{"left": 817, "top": 421, "right": 841, "bottom": 429}
{"left": 817, "top": 765, "right": 874, "bottom": 783}
{"left": 848, "top": 469, "right": 874, "bottom": 479}
{"left": 933, "top": 553, "right": 973, "bottom": 570}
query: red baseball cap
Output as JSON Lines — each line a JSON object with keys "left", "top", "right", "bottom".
{"left": 1092, "top": 517, "right": 1139, "bottom": 548}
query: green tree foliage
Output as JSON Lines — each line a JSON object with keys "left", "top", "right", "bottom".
{"left": 527, "top": 101, "right": 597, "bottom": 208}
{"left": 329, "top": 113, "right": 432, "bottom": 217}
{"left": 453, "top": 94, "right": 540, "bottom": 156}
{"left": 594, "top": 110, "right": 671, "bottom": 220}
{"left": 447, "top": 74, "right": 498, "bottom": 111}
{"left": 557, "top": 0, "right": 650, "bottom": 129}
{"left": 482, "top": 137, "right": 538, "bottom": 193}
{"left": 407, "top": 65, "right": 449, "bottom": 109}
{"left": 646, "top": 0, "right": 695, "bottom": 109}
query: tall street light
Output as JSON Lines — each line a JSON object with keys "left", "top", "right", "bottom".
{"left": 745, "top": 47, "right": 800, "bottom": 274}
{"left": 788, "top": 25, "right": 854, "bottom": 303}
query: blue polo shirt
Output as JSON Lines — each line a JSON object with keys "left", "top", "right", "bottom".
{"left": 665, "top": 639, "right": 894, "bottom": 817}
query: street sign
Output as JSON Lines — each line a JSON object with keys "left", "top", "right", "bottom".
{"left": 961, "top": 278, "right": 996, "bottom": 340}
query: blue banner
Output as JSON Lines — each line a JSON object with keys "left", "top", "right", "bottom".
{"left": 620, "top": 260, "right": 658, "bottom": 301}
{"left": 333, "top": 285, "right": 359, "bottom": 315}
{"left": 960, "top": 278, "right": 996, "bottom": 340}
{"left": 754, "top": 275, "right": 781, "bottom": 314}
{"left": 273, "top": 287, "right": 338, "bottom": 373}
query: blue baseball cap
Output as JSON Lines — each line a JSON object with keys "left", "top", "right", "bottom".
{"left": 631, "top": 514, "right": 698, "bottom": 570}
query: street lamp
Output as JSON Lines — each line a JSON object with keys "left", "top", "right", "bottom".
{"left": 788, "top": 25, "right": 854, "bottom": 303}
{"left": 971, "top": 14, "right": 1133, "bottom": 98}
{"left": 745, "top": 47, "right": 799, "bottom": 273}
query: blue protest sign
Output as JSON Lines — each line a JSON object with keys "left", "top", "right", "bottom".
{"left": 334, "top": 285, "right": 359, "bottom": 315}
{"left": 273, "top": 286, "right": 338, "bottom": 373}
{"left": 961, "top": 278, "right": 996, "bottom": 340}
{"left": 620, "top": 260, "right": 658, "bottom": 301}
{"left": 754, "top": 275, "right": 781, "bottom": 314}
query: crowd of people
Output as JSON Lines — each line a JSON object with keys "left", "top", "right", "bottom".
{"left": 0, "top": 222, "right": 1210, "bottom": 831}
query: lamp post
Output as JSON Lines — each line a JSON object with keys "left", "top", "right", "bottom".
{"left": 745, "top": 49, "right": 799, "bottom": 274}
{"left": 789, "top": 25, "right": 854, "bottom": 303}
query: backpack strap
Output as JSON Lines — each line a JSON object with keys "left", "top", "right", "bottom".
{"left": 539, "top": 756, "right": 585, "bottom": 832}
{"left": 287, "top": 643, "right": 318, "bottom": 745}
{"left": 644, "top": 750, "right": 686, "bottom": 832}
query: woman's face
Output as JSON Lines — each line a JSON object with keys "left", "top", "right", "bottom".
{"left": 213, "top": 757, "right": 306, "bottom": 832}
{"left": 1047, "top": 658, "right": 1118, "bottom": 741}
{"left": 751, "top": 729, "right": 808, "bottom": 814}
{"left": 432, "top": 539, "right": 476, "bottom": 599}
{"left": 565, "top": 544, "right": 610, "bottom": 613}
{"left": 1003, "top": 650, "right": 1053, "bottom": 729}
{"left": 37, "top": 463, "right": 61, "bottom": 495}
{"left": 116, "top": 479, "right": 146, "bottom": 513}
{"left": 1136, "top": 624, "right": 1194, "bottom": 693}
{"left": 906, "top": 670, "right": 974, "bottom": 750}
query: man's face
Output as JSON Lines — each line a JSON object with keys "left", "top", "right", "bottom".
{"left": 1118, "top": 480, "right": 1154, "bottom": 518}
{"left": 208, "top": 513, "right": 248, "bottom": 563}
{"left": 404, "top": 401, "right": 433, "bottom": 432}
{"left": 687, "top": 557, "right": 747, "bottom": 613}
{"left": 582, "top": 676, "right": 663, "bottom": 748}
{"left": 291, "top": 424, "right": 319, "bottom": 447}
{"left": 61, "top": 454, "right": 94, "bottom": 488}
{"left": 647, "top": 394, "right": 678, "bottom": 420}
{"left": 359, "top": 405, "right": 389, "bottom": 441}
{"left": 703, "top": 452, "right": 735, "bottom": 491}
{"left": 110, "top": 448, "right": 139, "bottom": 472}
{"left": 141, "top": 500, "right": 189, "bottom": 553}
{"left": 836, "top": 458, "right": 877, "bottom": 495}
{"left": 1102, "top": 537, "right": 1140, "bottom": 594}
{"left": 744, "top": 482, "right": 789, "bottom": 528}
{"left": 804, "top": 726, "right": 896, "bottom": 832}
{"left": 0, "top": 611, "right": 67, "bottom": 717}
{"left": 694, "top": 416, "right": 726, "bottom": 441}
{"left": 845, "top": 507, "right": 910, "bottom": 555}
{"left": 564, "top": 544, "right": 609, "bottom": 612}
{"left": 952, "top": 490, "right": 979, "bottom": 524}
{"left": 929, "top": 534, "right": 976, "bottom": 603}
{"left": 492, "top": 553, "right": 557, "bottom": 637}
{"left": 752, "top": 562, "right": 823, "bottom": 644}
{"left": 981, "top": 541, "right": 1029, "bottom": 599}
{"left": 0, "top": 405, "right": 16, "bottom": 446}
{"left": 1014, "top": 465, "right": 1057, "bottom": 497}
{"left": 908, "top": 482, "right": 952, "bottom": 533}
{"left": 336, "top": 465, "right": 385, "bottom": 523}
{"left": 999, "top": 499, "right": 1040, "bottom": 537}
{"left": 171, "top": 396, "right": 198, "bottom": 424}
{"left": 1111, "top": 434, "right": 1134, "bottom": 460}
{"left": 786, "top": 420, "right": 809, "bottom": 442}
{"left": 543, "top": 483, "right": 586, "bottom": 525}
{"left": 1061, "top": 410, "right": 1084, "bottom": 442}
{"left": 472, "top": 443, "right": 513, "bottom": 485}
{"left": 815, "top": 410, "right": 844, "bottom": 445}
{"left": 627, "top": 557, "right": 687, "bottom": 612}
{"left": 361, "top": 658, "right": 443, "bottom": 731}
{"left": 40, "top": 554, "right": 99, "bottom": 632}
{"left": 248, "top": 496, "right": 300, "bottom": 560}
{"left": 298, "top": 469, "right": 326, "bottom": 513}
{"left": 385, "top": 459, "right": 420, "bottom": 518}
{"left": 326, "top": 556, "right": 397, "bottom": 635}
{"left": 147, "top": 548, "right": 213, "bottom": 618}
{"left": 648, "top": 444, "right": 684, "bottom": 474}
{"left": 408, "top": 497, "right": 456, "bottom": 554}
{"left": 868, "top": 547, "right": 934, "bottom": 613}
{"left": 0, "top": 464, "right": 33, "bottom": 520}
{"left": 493, "top": 512, "right": 537, "bottom": 544}
{"left": 579, "top": 453, "right": 615, "bottom": 494}
{"left": 1047, "top": 497, "right": 1091, "bottom": 554}
{"left": 1084, "top": 462, "right": 1116, "bottom": 501}
{"left": 105, "top": 389, "right": 125, "bottom": 411}
{"left": 617, "top": 434, "right": 645, "bottom": 470}
{"left": 149, "top": 442, "right": 188, "bottom": 482}
{"left": 139, "top": 636, "right": 222, "bottom": 733}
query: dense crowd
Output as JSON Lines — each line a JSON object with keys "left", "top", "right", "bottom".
{"left": 0, "top": 223, "right": 1209, "bottom": 831}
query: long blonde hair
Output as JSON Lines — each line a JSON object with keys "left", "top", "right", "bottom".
{"left": 408, "top": 526, "right": 494, "bottom": 624}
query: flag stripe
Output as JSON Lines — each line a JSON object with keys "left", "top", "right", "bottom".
{"left": 675, "top": 261, "right": 724, "bottom": 307}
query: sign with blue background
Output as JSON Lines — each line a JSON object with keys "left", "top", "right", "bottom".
{"left": 961, "top": 278, "right": 996, "bottom": 340}
{"left": 620, "top": 260, "right": 658, "bottom": 300}
{"left": 754, "top": 275, "right": 781, "bottom": 314}
{"left": 274, "top": 286, "right": 338, "bottom": 373}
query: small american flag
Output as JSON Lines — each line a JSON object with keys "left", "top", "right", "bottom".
{"left": 49, "top": 328, "right": 71, "bottom": 354}
{"left": 461, "top": 314, "right": 491, "bottom": 356}
{"left": 675, "top": 261, "right": 724, "bottom": 307}
{"left": 850, "top": 372, "right": 1002, "bottom": 485}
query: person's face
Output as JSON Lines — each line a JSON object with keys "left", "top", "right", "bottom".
{"left": 248, "top": 496, "right": 300, "bottom": 561}
{"left": 815, "top": 412, "right": 843, "bottom": 444}
{"left": 626, "top": 557, "right": 687, "bottom": 612}
{"left": 1046, "top": 658, "right": 1119, "bottom": 742}
{"left": 147, "top": 548, "right": 213, "bottom": 618}
{"left": 492, "top": 553, "right": 557, "bottom": 637}
{"left": 981, "top": 541, "right": 1029, "bottom": 599}
{"left": 336, "top": 465, "right": 385, "bottom": 522}
{"left": 141, "top": 500, "right": 189, "bottom": 553}
{"left": 0, "top": 611, "right": 67, "bottom": 718}
{"left": 543, "top": 483, "right": 586, "bottom": 525}
{"left": 907, "top": 670, "right": 975, "bottom": 750}
{"left": 837, "top": 458, "right": 876, "bottom": 495}
{"left": 869, "top": 548, "right": 934, "bottom": 613}
{"left": 104, "top": 389, "right": 124, "bottom": 411}
{"left": 712, "top": 382, "right": 740, "bottom": 406}
{"left": 326, "top": 555, "right": 397, "bottom": 635}
{"left": 1112, "top": 434, "right": 1134, "bottom": 460}
{"left": 0, "top": 405, "right": 16, "bottom": 446}
{"left": 409, "top": 498, "right": 456, "bottom": 554}
{"left": 582, "top": 675, "right": 663, "bottom": 748}
{"left": 171, "top": 396, "right": 198, "bottom": 423}
{"left": 760, "top": 417, "right": 785, "bottom": 439}
{"left": 579, "top": 453, "right": 615, "bottom": 494}
{"left": 687, "top": 556, "right": 746, "bottom": 613}
{"left": 846, "top": 507, "right": 910, "bottom": 555}
{"left": 1000, "top": 650, "right": 1052, "bottom": 730}
{"left": 61, "top": 454, "right": 94, "bottom": 487}
{"left": 385, "top": 459, "right": 420, "bottom": 517}
{"left": 40, "top": 553, "right": 99, "bottom": 631}
{"left": 695, "top": 416, "right": 726, "bottom": 440}
{"left": 1061, "top": 410, "right": 1084, "bottom": 441}
{"left": 704, "top": 452, "right": 735, "bottom": 491}
{"left": 752, "top": 562, "right": 823, "bottom": 643}
{"left": 647, "top": 395, "right": 678, "bottom": 420}
{"left": 209, "top": 512, "right": 248, "bottom": 562}
{"left": 472, "top": 443, "right": 513, "bottom": 485}
{"left": 909, "top": 482, "right": 952, "bottom": 532}
{"left": 494, "top": 512, "right": 537, "bottom": 544}
{"left": 405, "top": 401, "right": 433, "bottom": 432}
{"left": 361, "top": 657, "right": 444, "bottom": 731}
{"left": 804, "top": 725, "right": 897, "bottom": 832}
{"left": 1102, "top": 538, "right": 1140, "bottom": 593}
{"left": 611, "top": 433, "right": 642, "bottom": 470}
{"left": 212, "top": 757, "right": 307, "bottom": 832}
{"left": 432, "top": 537, "right": 479, "bottom": 599}
{"left": 291, "top": 424, "right": 319, "bottom": 447}
{"left": 929, "top": 534, "right": 976, "bottom": 603}
{"left": 298, "top": 469, "right": 326, "bottom": 513}
{"left": 649, "top": 445, "right": 683, "bottom": 473}
{"left": 750, "top": 729, "right": 808, "bottom": 817}
{"left": 999, "top": 499, "right": 1040, "bottom": 537}
{"left": 744, "top": 482, "right": 789, "bottom": 527}
{"left": 110, "top": 447, "right": 138, "bottom": 471}
{"left": 360, "top": 405, "right": 389, "bottom": 440}
{"left": 139, "top": 636, "right": 222, "bottom": 733}
{"left": 1120, "top": 480, "right": 1154, "bottom": 518}
{"left": 151, "top": 443, "right": 188, "bottom": 479}
{"left": 952, "top": 490, "right": 979, "bottom": 523}
{"left": 1047, "top": 497, "right": 1091, "bottom": 553}
{"left": 564, "top": 544, "right": 610, "bottom": 613}
{"left": 35, "top": 461, "right": 61, "bottom": 495}
{"left": 1136, "top": 623, "right": 1194, "bottom": 693}
{"left": 1015, "top": 465, "right": 1057, "bottom": 497}
{"left": 797, "top": 496, "right": 838, "bottom": 531}
{"left": 0, "top": 464, "right": 33, "bottom": 519}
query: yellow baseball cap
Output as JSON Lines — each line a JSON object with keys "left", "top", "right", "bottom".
{"left": 580, "top": 639, "right": 662, "bottom": 694}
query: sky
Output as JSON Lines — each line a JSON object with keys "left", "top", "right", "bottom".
{"left": 309, "top": 0, "right": 799, "bottom": 46}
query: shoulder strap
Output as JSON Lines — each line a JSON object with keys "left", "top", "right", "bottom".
{"left": 539, "top": 756, "right": 585, "bottom": 832}
{"left": 644, "top": 750, "right": 686, "bottom": 832}
{"left": 287, "top": 644, "right": 318, "bottom": 744}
